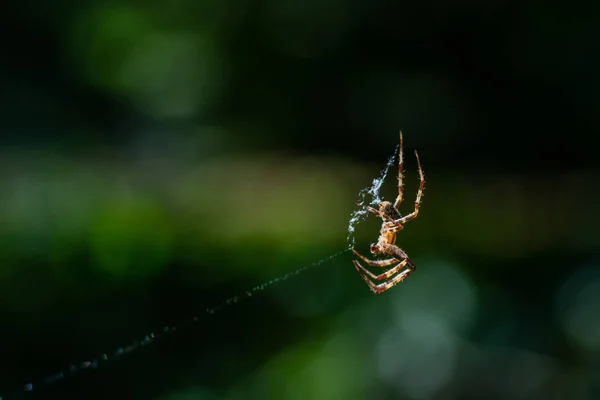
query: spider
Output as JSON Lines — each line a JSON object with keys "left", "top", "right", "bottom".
{"left": 352, "top": 131, "right": 425, "bottom": 294}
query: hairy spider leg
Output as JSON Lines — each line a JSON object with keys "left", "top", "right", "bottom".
{"left": 352, "top": 248, "right": 399, "bottom": 267}
{"left": 394, "top": 131, "right": 405, "bottom": 209}
{"left": 397, "top": 150, "right": 425, "bottom": 224}
{"left": 352, "top": 244, "right": 415, "bottom": 280}
{"left": 356, "top": 265, "right": 415, "bottom": 294}
{"left": 362, "top": 205, "right": 394, "bottom": 222}
{"left": 353, "top": 259, "right": 408, "bottom": 281}
{"left": 383, "top": 223, "right": 404, "bottom": 234}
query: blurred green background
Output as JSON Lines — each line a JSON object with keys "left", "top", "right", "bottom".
{"left": 1, "top": 0, "right": 600, "bottom": 399}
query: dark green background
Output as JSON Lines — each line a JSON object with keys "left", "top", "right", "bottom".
{"left": 1, "top": 0, "right": 599, "bottom": 399}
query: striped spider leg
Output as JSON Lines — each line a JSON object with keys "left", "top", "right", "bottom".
{"left": 351, "top": 131, "right": 425, "bottom": 294}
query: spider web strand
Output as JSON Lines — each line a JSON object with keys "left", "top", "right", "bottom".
{"left": 1, "top": 247, "right": 351, "bottom": 399}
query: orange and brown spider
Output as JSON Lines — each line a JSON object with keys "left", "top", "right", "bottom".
{"left": 352, "top": 131, "right": 425, "bottom": 294}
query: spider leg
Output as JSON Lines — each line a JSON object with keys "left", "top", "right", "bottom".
{"left": 362, "top": 205, "right": 394, "bottom": 222}
{"left": 383, "top": 223, "right": 403, "bottom": 234}
{"left": 356, "top": 263, "right": 415, "bottom": 294}
{"left": 393, "top": 131, "right": 405, "bottom": 209}
{"left": 396, "top": 150, "right": 425, "bottom": 224}
{"left": 352, "top": 248, "right": 399, "bottom": 267}
{"left": 353, "top": 259, "right": 408, "bottom": 281}
{"left": 379, "top": 243, "right": 410, "bottom": 261}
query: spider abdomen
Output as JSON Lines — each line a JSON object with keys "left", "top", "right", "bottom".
{"left": 381, "top": 201, "right": 402, "bottom": 220}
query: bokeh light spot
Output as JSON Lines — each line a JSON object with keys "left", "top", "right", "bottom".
{"left": 117, "top": 33, "right": 225, "bottom": 118}
{"left": 390, "top": 257, "right": 478, "bottom": 334}
{"left": 556, "top": 264, "right": 600, "bottom": 355}
{"left": 89, "top": 196, "right": 173, "bottom": 281}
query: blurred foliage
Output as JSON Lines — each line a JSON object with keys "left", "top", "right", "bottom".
{"left": 1, "top": 0, "right": 600, "bottom": 399}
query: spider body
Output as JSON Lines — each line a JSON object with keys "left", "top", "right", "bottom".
{"left": 369, "top": 201, "right": 402, "bottom": 255}
{"left": 352, "top": 132, "right": 425, "bottom": 294}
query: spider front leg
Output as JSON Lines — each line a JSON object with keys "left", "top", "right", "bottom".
{"left": 393, "top": 131, "right": 405, "bottom": 209}
{"left": 362, "top": 204, "right": 394, "bottom": 222}
{"left": 397, "top": 150, "right": 425, "bottom": 224}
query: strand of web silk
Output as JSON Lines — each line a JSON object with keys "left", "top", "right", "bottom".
{"left": 346, "top": 144, "right": 399, "bottom": 246}
{"left": 1, "top": 247, "right": 351, "bottom": 400}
